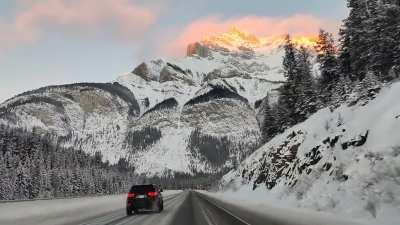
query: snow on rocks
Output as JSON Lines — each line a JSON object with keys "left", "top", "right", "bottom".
{"left": 220, "top": 81, "right": 400, "bottom": 225}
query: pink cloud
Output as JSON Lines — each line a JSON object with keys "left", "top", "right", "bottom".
{"left": 164, "top": 15, "right": 337, "bottom": 57}
{"left": 0, "top": 0, "right": 157, "bottom": 52}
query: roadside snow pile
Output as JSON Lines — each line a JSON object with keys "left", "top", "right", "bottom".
{"left": 221, "top": 81, "right": 400, "bottom": 225}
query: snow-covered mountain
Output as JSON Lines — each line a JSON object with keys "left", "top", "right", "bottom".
{"left": 220, "top": 81, "right": 400, "bottom": 224}
{"left": 0, "top": 28, "right": 317, "bottom": 176}
{"left": 0, "top": 83, "right": 140, "bottom": 163}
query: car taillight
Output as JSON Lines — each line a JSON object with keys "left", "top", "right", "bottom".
{"left": 147, "top": 191, "right": 158, "bottom": 197}
{"left": 127, "top": 192, "right": 135, "bottom": 198}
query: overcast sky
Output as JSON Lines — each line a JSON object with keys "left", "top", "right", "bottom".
{"left": 0, "top": 0, "right": 348, "bottom": 102}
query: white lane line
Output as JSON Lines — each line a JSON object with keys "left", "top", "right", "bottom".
{"left": 199, "top": 194, "right": 251, "bottom": 225}
{"left": 202, "top": 206, "right": 218, "bottom": 225}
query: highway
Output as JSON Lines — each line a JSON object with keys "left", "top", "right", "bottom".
{"left": 0, "top": 191, "right": 360, "bottom": 225}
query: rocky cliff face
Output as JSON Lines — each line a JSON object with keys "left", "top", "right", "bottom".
{"left": 187, "top": 42, "right": 210, "bottom": 57}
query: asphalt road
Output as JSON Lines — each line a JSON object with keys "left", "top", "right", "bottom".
{"left": 61, "top": 192, "right": 185, "bottom": 225}
{"left": 60, "top": 191, "right": 247, "bottom": 225}
{"left": 1, "top": 191, "right": 360, "bottom": 225}
{"left": 58, "top": 191, "right": 359, "bottom": 225}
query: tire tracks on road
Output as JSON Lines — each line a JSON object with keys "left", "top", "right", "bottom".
{"left": 70, "top": 192, "right": 183, "bottom": 225}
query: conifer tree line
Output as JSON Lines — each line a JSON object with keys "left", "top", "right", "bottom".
{"left": 124, "top": 127, "right": 162, "bottom": 152}
{"left": 188, "top": 128, "right": 260, "bottom": 167}
{"left": 0, "top": 124, "right": 136, "bottom": 200}
{"left": 261, "top": 0, "right": 400, "bottom": 142}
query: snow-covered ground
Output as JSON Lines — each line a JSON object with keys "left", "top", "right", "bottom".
{"left": 0, "top": 190, "right": 182, "bottom": 225}
{"left": 220, "top": 81, "right": 400, "bottom": 225}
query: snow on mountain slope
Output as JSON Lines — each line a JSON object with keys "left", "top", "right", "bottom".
{"left": 125, "top": 98, "right": 201, "bottom": 175}
{"left": 117, "top": 49, "right": 284, "bottom": 113}
{"left": 181, "top": 87, "right": 261, "bottom": 166}
{"left": 126, "top": 86, "right": 262, "bottom": 176}
{"left": 0, "top": 83, "right": 140, "bottom": 163}
{"left": 220, "top": 81, "right": 400, "bottom": 225}
{"left": 116, "top": 72, "right": 198, "bottom": 113}
{"left": 116, "top": 29, "right": 292, "bottom": 113}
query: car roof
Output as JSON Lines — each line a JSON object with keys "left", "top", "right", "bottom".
{"left": 130, "top": 184, "right": 158, "bottom": 191}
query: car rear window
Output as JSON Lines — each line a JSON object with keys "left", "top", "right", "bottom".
{"left": 130, "top": 185, "right": 156, "bottom": 193}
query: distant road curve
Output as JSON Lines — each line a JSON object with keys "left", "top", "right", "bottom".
{"left": 0, "top": 191, "right": 360, "bottom": 225}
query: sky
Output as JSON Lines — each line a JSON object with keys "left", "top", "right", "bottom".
{"left": 0, "top": 0, "right": 348, "bottom": 103}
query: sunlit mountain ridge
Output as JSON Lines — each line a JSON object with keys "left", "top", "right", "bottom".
{"left": 201, "top": 26, "right": 318, "bottom": 52}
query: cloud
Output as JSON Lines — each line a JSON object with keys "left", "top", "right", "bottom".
{"left": 163, "top": 14, "right": 337, "bottom": 57}
{"left": 0, "top": 0, "right": 158, "bottom": 52}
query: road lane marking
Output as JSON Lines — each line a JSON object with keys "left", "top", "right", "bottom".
{"left": 198, "top": 193, "right": 251, "bottom": 225}
{"left": 202, "top": 206, "right": 218, "bottom": 225}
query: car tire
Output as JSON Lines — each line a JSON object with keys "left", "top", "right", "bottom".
{"left": 156, "top": 203, "right": 162, "bottom": 213}
{"left": 126, "top": 207, "right": 133, "bottom": 216}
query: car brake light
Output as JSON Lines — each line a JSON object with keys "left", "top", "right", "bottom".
{"left": 127, "top": 192, "right": 135, "bottom": 198}
{"left": 147, "top": 191, "right": 158, "bottom": 197}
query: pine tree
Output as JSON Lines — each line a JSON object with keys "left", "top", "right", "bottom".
{"left": 15, "top": 161, "right": 30, "bottom": 199}
{"left": 368, "top": 0, "right": 400, "bottom": 80}
{"left": 350, "top": 71, "right": 382, "bottom": 105}
{"left": 338, "top": 28, "right": 352, "bottom": 80}
{"left": 315, "top": 29, "right": 338, "bottom": 105}
{"left": 356, "top": 71, "right": 381, "bottom": 92}
{"left": 275, "top": 36, "right": 319, "bottom": 129}
{"left": 278, "top": 35, "right": 299, "bottom": 128}
{"left": 283, "top": 35, "right": 298, "bottom": 81}
{"left": 331, "top": 75, "right": 353, "bottom": 107}
{"left": 260, "top": 96, "right": 279, "bottom": 142}
{"left": 0, "top": 154, "right": 13, "bottom": 200}
{"left": 340, "top": 0, "right": 370, "bottom": 81}
{"left": 295, "top": 46, "right": 317, "bottom": 118}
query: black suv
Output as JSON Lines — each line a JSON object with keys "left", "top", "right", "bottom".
{"left": 126, "top": 184, "right": 164, "bottom": 216}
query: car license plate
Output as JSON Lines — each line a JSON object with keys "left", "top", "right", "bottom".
{"left": 136, "top": 195, "right": 146, "bottom": 199}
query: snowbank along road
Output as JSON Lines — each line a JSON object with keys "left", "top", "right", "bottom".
{"left": 0, "top": 190, "right": 361, "bottom": 225}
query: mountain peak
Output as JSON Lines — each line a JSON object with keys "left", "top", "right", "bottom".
{"left": 187, "top": 26, "right": 319, "bottom": 57}
{"left": 203, "top": 26, "right": 263, "bottom": 50}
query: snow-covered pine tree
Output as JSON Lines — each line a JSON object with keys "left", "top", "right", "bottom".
{"left": 260, "top": 95, "right": 280, "bottom": 142}
{"left": 351, "top": 71, "right": 382, "bottom": 105}
{"left": 0, "top": 153, "right": 13, "bottom": 200}
{"left": 368, "top": 0, "right": 400, "bottom": 80}
{"left": 0, "top": 126, "right": 137, "bottom": 200}
{"left": 15, "top": 161, "right": 30, "bottom": 199}
{"left": 331, "top": 75, "right": 353, "bottom": 107}
{"left": 338, "top": 27, "right": 352, "bottom": 80}
{"left": 341, "top": 0, "right": 371, "bottom": 81}
{"left": 295, "top": 46, "right": 318, "bottom": 118}
{"left": 283, "top": 35, "right": 298, "bottom": 82}
{"left": 315, "top": 29, "right": 338, "bottom": 104}
{"left": 277, "top": 35, "right": 299, "bottom": 128}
